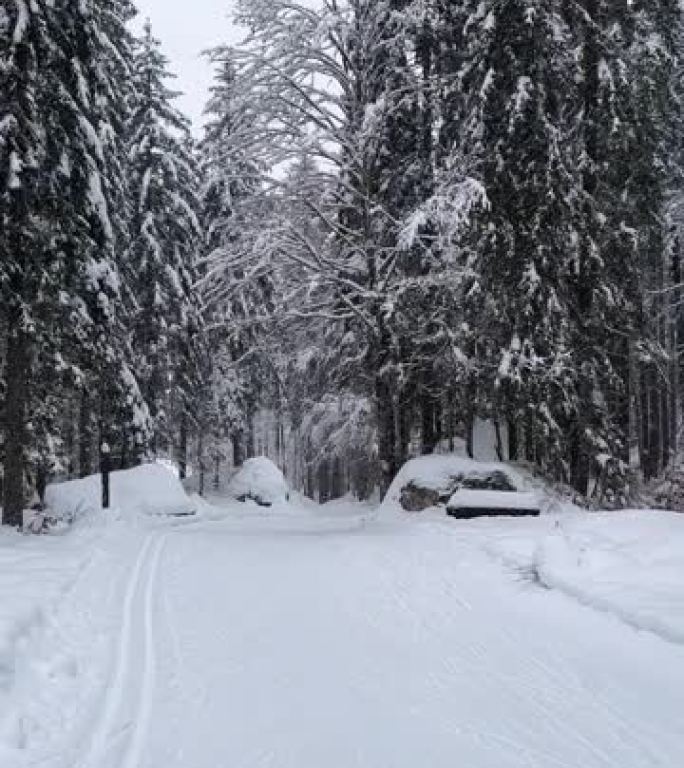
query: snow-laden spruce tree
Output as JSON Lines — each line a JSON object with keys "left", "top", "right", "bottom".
{"left": 445, "top": 0, "right": 579, "bottom": 478}
{"left": 126, "top": 20, "right": 203, "bottom": 468}
{"left": 0, "top": 0, "right": 147, "bottom": 523}
{"left": 555, "top": 0, "right": 683, "bottom": 498}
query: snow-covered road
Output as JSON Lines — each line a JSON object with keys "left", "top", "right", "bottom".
{"left": 4, "top": 505, "right": 684, "bottom": 768}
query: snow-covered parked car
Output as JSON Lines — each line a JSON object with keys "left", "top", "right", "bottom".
{"left": 446, "top": 488, "right": 540, "bottom": 519}
{"left": 227, "top": 457, "right": 290, "bottom": 507}
{"left": 446, "top": 470, "right": 540, "bottom": 519}
{"left": 381, "top": 453, "right": 542, "bottom": 518}
{"left": 382, "top": 454, "right": 527, "bottom": 512}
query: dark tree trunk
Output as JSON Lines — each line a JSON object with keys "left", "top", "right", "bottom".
{"left": 245, "top": 415, "right": 255, "bottom": 459}
{"left": 318, "top": 458, "right": 330, "bottom": 504}
{"left": 508, "top": 417, "right": 519, "bottom": 461}
{"left": 213, "top": 453, "right": 221, "bottom": 491}
{"left": 465, "top": 409, "right": 474, "bottom": 459}
{"left": 232, "top": 435, "right": 244, "bottom": 468}
{"left": 571, "top": 0, "right": 599, "bottom": 497}
{"left": 36, "top": 466, "right": 48, "bottom": 506}
{"left": 2, "top": 323, "right": 29, "bottom": 526}
{"left": 198, "top": 433, "right": 206, "bottom": 497}
{"left": 178, "top": 413, "right": 188, "bottom": 481}
{"left": 120, "top": 426, "right": 129, "bottom": 471}
{"left": 79, "top": 389, "right": 92, "bottom": 478}
{"left": 376, "top": 376, "right": 398, "bottom": 494}
{"left": 494, "top": 419, "right": 504, "bottom": 462}
{"left": 671, "top": 238, "right": 680, "bottom": 459}
{"left": 65, "top": 398, "right": 75, "bottom": 478}
{"left": 306, "top": 462, "right": 315, "bottom": 501}
{"left": 420, "top": 393, "right": 437, "bottom": 455}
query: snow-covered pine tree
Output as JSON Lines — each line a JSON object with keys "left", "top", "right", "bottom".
{"left": 126, "top": 21, "right": 203, "bottom": 467}
{"left": 442, "top": 1, "right": 578, "bottom": 478}
{"left": 553, "top": 0, "right": 683, "bottom": 499}
{"left": 0, "top": 0, "right": 58, "bottom": 523}
{"left": 1, "top": 0, "right": 142, "bottom": 521}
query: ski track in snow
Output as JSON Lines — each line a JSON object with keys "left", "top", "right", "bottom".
{"left": 74, "top": 532, "right": 166, "bottom": 768}
{"left": 4, "top": 506, "right": 684, "bottom": 768}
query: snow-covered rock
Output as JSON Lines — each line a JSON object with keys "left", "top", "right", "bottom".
{"left": 227, "top": 457, "right": 290, "bottom": 507}
{"left": 45, "top": 463, "right": 195, "bottom": 520}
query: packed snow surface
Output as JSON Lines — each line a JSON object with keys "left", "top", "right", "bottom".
{"left": 1, "top": 497, "right": 683, "bottom": 768}
{"left": 227, "top": 456, "right": 290, "bottom": 506}
{"left": 45, "top": 463, "right": 195, "bottom": 519}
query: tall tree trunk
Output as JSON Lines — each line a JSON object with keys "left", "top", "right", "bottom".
{"left": 494, "top": 419, "right": 505, "bottom": 462}
{"left": 420, "top": 392, "right": 437, "bottom": 455}
{"left": 572, "top": 0, "right": 599, "bottom": 497}
{"left": 120, "top": 425, "right": 129, "bottom": 471}
{"left": 465, "top": 409, "right": 474, "bottom": 459}
{"left": 65, "top": 397, "right": 75, "bottom": 478}
{"left": 2, "top": 322, "right": 29, "bottom": 526}
{"left": 36, "top": 465, "right": 48, "bottom": 507}
{"left": 79, "top": 389, "right": 92, "bottom": 478}
{"left": 178, "top": 413, "right": 188, "bottom": 481}
{"left": 198, "top": 432, "right": 206, "bottom": 497}
{"left": 331, "top": 455, "right": 345, "bottom": 501}
{"left": 245, "top": 414, "right": 255, "bottom": 459}
{"left": 213, "top": 453, "right": 221, "bottom": 491}
{"left": 318, "top": 458, "right": 330, "bottom": 504}
{"left": 671, "top": 238, "right": 680, "bottom": 459}
{"left": 376, "top": 376, "right": 398, "bottom": 494}
{"left": 508, "top": 419, "right": 519, "bottom": 462}
{"left": 232, "top": 434, "right": 244, "bottom": 468}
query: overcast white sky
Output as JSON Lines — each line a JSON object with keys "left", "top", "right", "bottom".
{"left": 134, "top": 0, "right": 240, "bottom": 133}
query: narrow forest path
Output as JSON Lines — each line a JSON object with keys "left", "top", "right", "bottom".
{"left": 7, "top": 504, "right": 684, "bottom": 768}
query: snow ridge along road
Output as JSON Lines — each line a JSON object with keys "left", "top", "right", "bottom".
{"left": 76, "top": 532, "right": 166, "bottom": 768}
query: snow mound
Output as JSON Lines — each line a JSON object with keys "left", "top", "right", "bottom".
{"left": 45, "top": 463, "right": 195, "bottom": 519}
{"left": 227, "top": 457, "right": 290, "bottom": 507}
{"left": 381, "top": 453, "right": 528, "bottom": 513}
{"left": 488, "top": 511, "right": 684, "bottom": 645}
{"left": 532, "top": 512, "right": 684, "bottom": 644}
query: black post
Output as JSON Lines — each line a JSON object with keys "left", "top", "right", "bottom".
{"left": 101, "top": 441, "right": 111, "bottom": 509}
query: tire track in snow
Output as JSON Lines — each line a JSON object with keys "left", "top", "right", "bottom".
{"left": 73, "top": 532, "right": 165, "bottom": 768}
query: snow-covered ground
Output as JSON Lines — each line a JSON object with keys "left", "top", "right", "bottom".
{"left": 1, "top": 489, "right": 683, "bottom": 767}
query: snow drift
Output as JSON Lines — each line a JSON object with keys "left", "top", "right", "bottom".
{"left": 486, "top": 510, "right": 684, "bottom": 645}
{"left": 45, "top": 463, "right": 195, "bottom": 519}
{"left": 227, "top": 457, "right": 290, "bottom": 507}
